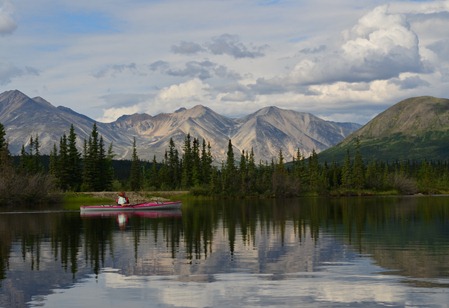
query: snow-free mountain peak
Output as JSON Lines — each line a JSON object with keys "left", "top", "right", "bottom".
{"left": 0, "top": 90, "right": 361, "bottom": 162}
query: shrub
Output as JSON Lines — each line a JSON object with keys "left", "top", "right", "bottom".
{"left": 390, "top": 174, "right": 418, "bottom": 195}
{"left": 0, "top": 164, "right": 61, "bottom": 207}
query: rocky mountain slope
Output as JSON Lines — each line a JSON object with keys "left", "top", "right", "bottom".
{"left": 0, "top": 90, "right": 361, "bottom": 163}
{"left": 319, "top": 96, "right": 449, "bottom": 162}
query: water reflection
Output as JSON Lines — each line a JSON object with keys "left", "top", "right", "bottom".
{"left": 80, "top": 210, "right": 182, "bottom": 230}
{"left": 1, "top": 196, "right": 449, "bottom": 307}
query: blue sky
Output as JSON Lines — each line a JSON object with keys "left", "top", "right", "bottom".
{"left": 1, "top": 0, "right": 449, "bottom": 124}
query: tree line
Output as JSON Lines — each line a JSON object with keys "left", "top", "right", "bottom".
{"left": 1, "top": 122, "right": 449, "bottom": 205}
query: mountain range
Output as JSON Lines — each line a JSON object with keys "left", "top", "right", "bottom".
{"left": 0, "top": 90, "right": 361, "bottom": 163}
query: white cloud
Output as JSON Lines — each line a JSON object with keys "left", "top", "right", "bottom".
{"left": 3, "top": 1, "right": 449, "bottom": 125}
{"left": 93, "top": 63, "right": 142, "bottom": 79}
{"left": 157, "top": 78, "right": 210, "bottom": 101}
{"left": 0, "top": 0, "right": 16, "bottom": 35}
{"left": 97, "top": 105, "right": 141, "bottom": 123}
{"left": 205, "top": 34, "right": 266, "bottom": 59}
{"left": 284, "top": 5, "right": 423, "bottom": 86}
{"left": 0, "top": 62, "right": 39, "bottom": 84}
{"left": 171, "top": 41, "right": 204, "bottom": 55}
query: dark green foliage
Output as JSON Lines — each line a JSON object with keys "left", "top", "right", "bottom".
{"left": 129, "top": 137, "right": 142, "bottom": 191}
{"left": 320, "top": 130, "right": 449, "bottom": 164}
{"left": 147, "top": 155, "right": 160, "bottom": 190}
{"left": 56, "top": 134, "right": 71, "bottom": 190}
{"left": 223, "top": 139, "right": 237, "bottom": 194}
{"left": 353, "top": 139, "right": 365, "bottom": 190}
{"left": 0, "top": 123, "right": 59, "bottom": 206}
{"left": 81, "top": 123, "right": 113, "bottom": 191}
{"left": 67, "top": 125, "right": 82, "bottom": 191}
{"left": 192, "top": 138, "right": 201, "bottom": 186}
{"left": 0, "top": 123, "right": 5, "bottom": 152}
{"left": 4, "top": 118, "right": 449, "bottom": 198}
{"left": 201, "top": 139, "right": 213, "bottom": 186}
{"left": 0, "top": 122, "right": 9, "bottom": 167}
{"left": 19, "top": 135, "right": 43, "bottom": 174}
{"left": 181, "top": 134, "right": 193, "bottom": 189}
{"left": 167, "top": 138, "right": 181, "bottom": 189}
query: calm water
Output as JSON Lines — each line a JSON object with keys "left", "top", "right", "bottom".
{"left": 1, "top": 196, "right": 449, "bottom": 307}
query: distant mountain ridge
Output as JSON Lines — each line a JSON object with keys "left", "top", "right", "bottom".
{"left": 0, "top": 90, "right": 361, "bottom": 162}
{"left": 319, "top": 96, "right": 449, "bottom": 162}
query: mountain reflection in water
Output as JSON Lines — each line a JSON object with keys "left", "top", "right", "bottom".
{"left": 1, "top": 196, "right": 449, "bottom": 307}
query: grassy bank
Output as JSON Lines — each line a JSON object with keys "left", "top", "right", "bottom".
{"left": 63, "top": 191, "right": 190, "bottom": 210}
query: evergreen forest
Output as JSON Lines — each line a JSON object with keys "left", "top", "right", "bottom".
{"left": 1, "top": 122, "right": 449, "bottom": 206}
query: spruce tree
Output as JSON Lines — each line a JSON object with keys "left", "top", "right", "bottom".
{"left": 292, "top": 148, "right": 306, "bottom": 193}
{"left": 19, "top": 144, "right": 27, "bottom": 172}
{"left": 97, "top": 136, "right": 114, "bottom": 191}
{"left": 223, "top": 139, "right": 237, "bottom": 194}
{"left": 201, "top": 139, "right": 213, "bottom": 187}
{"left": 181, "top": 134, "right": 193, "bottom": 188}
{"left": 272, "top": 148, "right": 287, "bottom": 197}
{"left": 341, "top": 149, "right": 352, "bottom": 190}
{"left": 353, "top": 139, "right": 365, "bottom": 190}
{"left": 247, "top": 148, "right": 257, "bottom": 194}
{"left": 129, "top": 137, "right": 142, "bottom": 191}
{"left": 0, "top": 122, "right": 9, "bottom": 167}
{"left": 167, "top": 138, "right": 180, "bottom": 189}
{"left": 192, "top": 138, "right": 201, "bottom": 186}
{"left": 147, "top": 155, "right": 159, "bottom": 189}
{"left": 82, "top": 123, "right": 101, "bottom": 191}
{"left": 20, "top": 135, "right": 43, "bottom": 174}
{"left": 239, "top": 150, "right": 247, "bottom": 194}
{"left": 33, "top": 135, "right": 42, "bottom": 173}
{"left": 307, "top": 149, "right": 320, "bottom": 193}
{"left": 49, "top": 144, "right": 58, "bottom": 179}
{"left": 67, "top": 125, "right": 82, "bottom": 191}
{"left": 58, "top": 134, "right": 70, "bottom": 190}
{"left": 0, "top": 123, "right": 5, "bottom": 152}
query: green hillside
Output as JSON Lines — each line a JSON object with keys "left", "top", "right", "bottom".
{"left": 319, "top": 96, "right": 449, "bottom": 163}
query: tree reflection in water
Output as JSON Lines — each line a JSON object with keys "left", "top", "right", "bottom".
{"left": 1, "top": 196, "right": 449, "bottom": 306}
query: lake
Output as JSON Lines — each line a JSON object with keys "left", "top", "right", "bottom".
{"left": 1, "top": 196, "right": 449, "bottom": 307}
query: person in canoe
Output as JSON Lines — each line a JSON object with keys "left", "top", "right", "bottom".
{"left": 116, "top": 191, "right": 130, "bottom": 206}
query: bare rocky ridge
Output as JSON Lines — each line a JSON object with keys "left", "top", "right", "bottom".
{"left": 0, "top": 90, "right": 361, "bottom": 163}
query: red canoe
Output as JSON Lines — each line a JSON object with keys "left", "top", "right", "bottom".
{"left": 80, "top": 209, "right": 182, "bottom": 219}
{"left": 80, "top": 200, "right": 182, "bottom": 213}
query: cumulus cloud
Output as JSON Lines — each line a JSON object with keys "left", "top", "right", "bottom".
{"left": 157, "top": 78, "right": 210, "bottom": 102}
{"left": 389, "top": 75, "right": 430, "bottom": 89}
{"left": 93, "top": 63, "right": 142, "bottom": 78}
{"left": 150, "top": 59, "right": 240, "bottom": 81}
{"left": 6, "top": 1, "right": 449, "bottom": 125}
{"left": 299, "top": 45, "right": 327, "bottom": 55}
{"left": 219, "top": 90, "right": 253, "bottom": 102}
{"left": 341, "top": 6, "right": 423, "bottom": 75}
{"left": 168, "top": 60, "right": 240, "bottom": 80}
{"left": 170, "top": 34, "right": 267, "bottom": 59}
{"left": 206, "top": 34, "right": 266, "bottom": 58}
{"left": 171, "top": 41, "right": 204, "bottom": 55}
{"left": 149, "top": 60, "right": 170, "bottom": 72}
{"left": 96, "top": 93, "right": 151, "bottom": 122}
{"left": 99, "top": 93, "right": 150, "bottom": 107}
{"left": 0, "top": 0, "right": 16, "bottom": 35}
{"left": 0, "top": 63, "right": 39, "bottom": 85}
{"left": 166, "top": 60, "right": 215, "bottom": 79}
{"left": 97, "top": 105, "right": 141, "bottom": 123}
{"left": 427, "top": 38, "right": 449, "bottom": 62}
{"left": 282, "top": 6, "right": 425, "bottom": 87}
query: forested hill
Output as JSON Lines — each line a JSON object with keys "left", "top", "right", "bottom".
{"left": 319, "top": 96, "right": 449, "bottom": 163}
